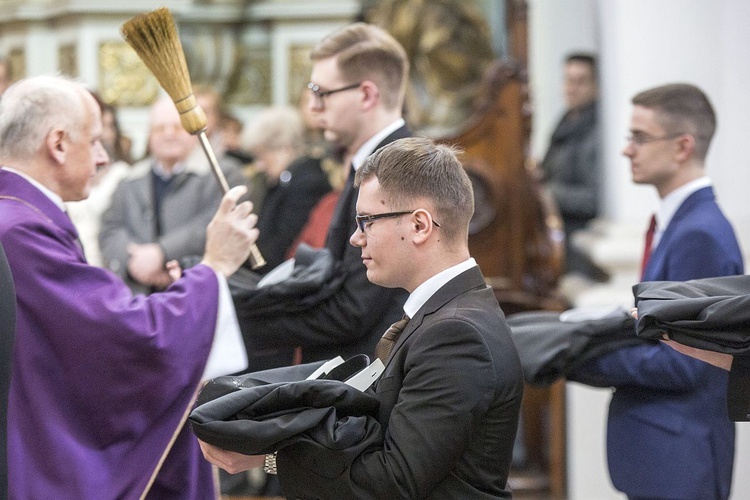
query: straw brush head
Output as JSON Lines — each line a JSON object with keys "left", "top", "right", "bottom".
{"left": 121, "top": 7, "right": 207, "bottom": 134}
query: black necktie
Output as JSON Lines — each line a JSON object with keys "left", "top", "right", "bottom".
{"left": 324, "top": 165, "right": 355, "bottom": 259}
{"left": 375, "top": 314, "right": 410, "bottom": 363}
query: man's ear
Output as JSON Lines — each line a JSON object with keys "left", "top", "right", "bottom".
{"left": 411, "top": 209, "right": 434, "bottom": 245}
{"left": 360, "top": 80, "right": 380, "bottom": 111}
{"left": 675, "top": 133, "right": 695, "bottom": 162}
{"left": 46, "top": 128, "right": 67, "bottom": 165}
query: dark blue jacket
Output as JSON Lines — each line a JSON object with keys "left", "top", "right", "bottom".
{"left": 569, "top": 186, "right": 743, "bottom": 499}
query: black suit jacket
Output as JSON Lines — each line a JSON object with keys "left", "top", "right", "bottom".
{"left": 276, "top": 266, "right": 524, "bottom": 499}
{"left": 0, "top": 242, "right": 15, "bottom": 499}
{"left": 237, "top": 126, "right": 411, "bottom": 366}
{"left": 255, "top": 156, "right": 331, "bottom": 273}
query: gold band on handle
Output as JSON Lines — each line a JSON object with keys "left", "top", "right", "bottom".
{"left": 174, "top": 94, "right": 207, "bottom": 135}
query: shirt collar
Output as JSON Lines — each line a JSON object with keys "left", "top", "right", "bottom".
{"left": 152, "top": 161, "right": 186, "bottom": 180}
{"left": 351, "top": 118, "right": 405, "bottom": 171}
{"left": 1, "top": 166, "right": 66, "bottom": 211}
{"left": 403, "top": 258, "right": 477, "bottom": 319}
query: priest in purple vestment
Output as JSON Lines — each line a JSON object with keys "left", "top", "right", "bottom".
{"left": 0, "top": 75, "right": 259, "bottom": 499}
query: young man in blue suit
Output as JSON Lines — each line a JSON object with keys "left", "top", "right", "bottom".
{"left": 199, "top": 137, "right": 525, "bottom": 499}
{"left": 569, "top": 83, "right": 743, "bottom": 499}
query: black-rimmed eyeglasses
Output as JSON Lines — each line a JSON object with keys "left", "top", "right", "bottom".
{"left": 355, "top": 210, "right": 441, "bottom": 233}
{"left": 625, "top": 132, "right": 685, "bottom": 146}
{"left": 307, "top": 82, "right": 362, "bottom": 109}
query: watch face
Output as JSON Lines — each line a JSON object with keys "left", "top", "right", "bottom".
{"left": 467, "top": 169, "right": 497, "bottom": 235}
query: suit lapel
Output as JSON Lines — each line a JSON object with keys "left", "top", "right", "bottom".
{"left": 644, "top": 187, "right": 714, "bottom": 281}
{"left": 384, "top": 267, "right": 487, "bottom": 368}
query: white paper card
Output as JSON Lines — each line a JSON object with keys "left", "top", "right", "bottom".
{"left": 345, "top": 359, "right": 385, "bottom": 392}
{"left": 306, "top": 356, "right": 345, "bottom": 380}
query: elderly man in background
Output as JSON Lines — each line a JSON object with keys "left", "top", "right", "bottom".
{"left": 100, "top": 95, "right": 246, "bottom": 294}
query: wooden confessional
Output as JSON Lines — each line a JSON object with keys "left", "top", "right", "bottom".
{"left": 428, "top": 2, "right": 570, "bottom": 497}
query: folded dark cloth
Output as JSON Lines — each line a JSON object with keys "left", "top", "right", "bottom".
{"left": 634, "top": 275, "right": 750, "bottom": 355}
{"left": 229, "top": 243, "right": 346, "bottom": 318}
{"left": 190, "top": 360, "right": 382, "bottom": 478}
{"left": 507, "top": 310, "right": 642, "bottom": 386}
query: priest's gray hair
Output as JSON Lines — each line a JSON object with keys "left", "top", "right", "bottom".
{"left": 0, "top": 75, "right": 86, "bottom": 160}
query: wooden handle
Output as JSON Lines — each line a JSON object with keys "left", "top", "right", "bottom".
{"left": 197, "top": 132, "right": 266, "bottom": 270}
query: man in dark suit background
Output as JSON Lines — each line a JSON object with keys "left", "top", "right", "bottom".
{"left": 235, "top": 22, "right": 411, "bottom": 367}
{"left": 200, "top": 137, "right": 524, "bottom": 499}
{"left": 0, "top": 242, "right": 14, "bottom": 500}
{"left": 536, "top": 53, "right": 604, "bottom": 280}
{"left": 568, "top": 83, "right": 743, "bottom": 499}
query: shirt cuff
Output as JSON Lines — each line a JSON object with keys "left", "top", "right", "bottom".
{"left": 201, "top": 270, "right": 248, "bottom": 380}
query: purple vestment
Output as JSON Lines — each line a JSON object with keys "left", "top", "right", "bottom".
{"left": 0, "top": 170, "right": 218, "bottom": 499}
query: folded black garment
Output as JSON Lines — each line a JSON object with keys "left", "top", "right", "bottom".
{"left": 634, "top": 275, "right": 750, "bottom": 355}
{"left": 229, "top": 243, "right": 347, "bottom": 318}
{"left": 507, "top": 310, "right": 642, "bottom": 386}
{"left": 190, "top": 360, "right": 382, "bottom": 478}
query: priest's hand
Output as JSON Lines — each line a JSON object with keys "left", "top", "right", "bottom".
{"left": 201, "top": 186, "right": 259, "bottom": 277}
{"left": 198, "top": 439, "right": 265, "bottom": 474}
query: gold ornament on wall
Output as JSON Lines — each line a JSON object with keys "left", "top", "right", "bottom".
{"left": 224, "top": 43, "right": 271, "bottom": 106}
{"left": 288, "top": 44, "right": 313, "bottom": 105}
{"left": 59, "top": 44, "right": 77, "bottom": 77}
{"left": 98, "top": 40, "right": 160, "bottom": 107}
{"left": 366, "top": 0, "right": 495, "bottom": 136}
{"left": 7, "top": 48, "right": 25, "bottom": 82}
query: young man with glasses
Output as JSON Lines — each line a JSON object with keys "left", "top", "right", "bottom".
{"left": 200, "top": 137, "right": 524, "bottom": 499}
{"left": 234, "top": 22, "right": 413, "bottom": 369}
{"left": 568, "top": 83, "right": 743, "bottom": 499}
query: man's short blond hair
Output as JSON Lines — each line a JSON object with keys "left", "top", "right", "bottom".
{"left": 355, "top": 137, "right": 473, "bottom": 244}
{"left": 311, "top": 23, "right": 408, "bottom": 111}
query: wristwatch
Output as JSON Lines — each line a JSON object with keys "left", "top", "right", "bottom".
{"left": 264, "top": 452, "right": 278, "bottom": 474}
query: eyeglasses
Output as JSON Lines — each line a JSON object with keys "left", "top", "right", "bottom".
{"left": 307, "top": 82, "right": 362, "bottom": 109}
{"left": 355, "top": 210, "right": 441, "bottom": 233}
{"left": 625, "top": 132, "right": 685, "bottom": 146}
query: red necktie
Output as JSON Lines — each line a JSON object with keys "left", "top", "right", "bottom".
{"left": 640, "top": 215, "right": 656, "bottom": 280}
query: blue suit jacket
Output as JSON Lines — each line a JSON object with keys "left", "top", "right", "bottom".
{"left": 569, "top": 186, "right": 743, "bottom": 499}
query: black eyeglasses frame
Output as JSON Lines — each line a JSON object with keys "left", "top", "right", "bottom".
{"left": 307, "top": 82, "right": 362, "bottom": 107}
{"left": 355, "top": 210, "right": 441, "bottom": 233}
